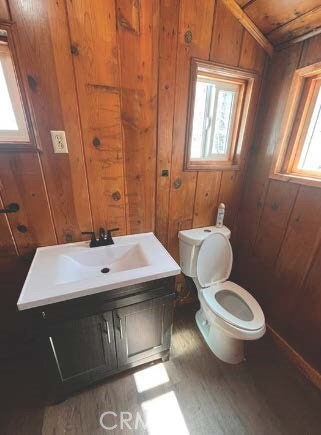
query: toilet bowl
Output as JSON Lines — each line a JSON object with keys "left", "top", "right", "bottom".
{"left": 178, "top": 226, "right": 265, "bottom": 364}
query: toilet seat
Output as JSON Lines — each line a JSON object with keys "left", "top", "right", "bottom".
{"left": 201, "top": 281, "right": 265, "bottom": 331}
{"left": 197, "top": 232, "right": 233, "bottom": 288}
{"left": 195, "top": 232, "right": 264, "bottom": 332}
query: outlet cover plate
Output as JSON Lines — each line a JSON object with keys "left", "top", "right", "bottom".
{"left": 50, "top": 130, "right": 68, "bottom": 153}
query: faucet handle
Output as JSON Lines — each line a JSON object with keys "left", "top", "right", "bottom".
{"left": 107, "top": 227, "right": 119, "bottom": 233}
{"left": 81, "top": 231, "right": 99, "bottom": 248}
{"left": 106, "top": 227, "right": 119, "bottom": 237}
{"left": 105, "top": 227, "right": 119, "bottom": 245}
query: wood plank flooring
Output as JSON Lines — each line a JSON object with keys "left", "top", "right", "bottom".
{"left": 1, "top": 304, "right": 321, "bottom": 435}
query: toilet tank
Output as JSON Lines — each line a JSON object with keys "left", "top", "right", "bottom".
{"left": 178, "top": 226, "right": 231, "bottom": 277}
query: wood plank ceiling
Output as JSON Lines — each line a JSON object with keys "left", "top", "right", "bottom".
{"left": 236, "top": 0, "right": 321, "bottom": 47}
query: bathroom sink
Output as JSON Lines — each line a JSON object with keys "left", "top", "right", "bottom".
{"left": 55, "top": 243, "right": 149, "bottom": 285}
{"left": 17, "top": 232, "right": 180, "bottom": 310}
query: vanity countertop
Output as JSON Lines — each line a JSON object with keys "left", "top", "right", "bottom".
{"left": 17, "top": 232, "right": 180, "bottom": 310}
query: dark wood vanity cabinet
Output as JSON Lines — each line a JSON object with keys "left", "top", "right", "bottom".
{"left": 48, "top": 311, "right": 117, "bottom": 387}
{"left": 114, "top": 294, "right": 174, "bottom": 367}
{"left": 36, "top": 277, "right": 175, "bottom": 401}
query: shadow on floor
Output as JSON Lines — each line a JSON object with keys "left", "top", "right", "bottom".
{"left": 0, "top": 347, "right": 45, "bottom": 435}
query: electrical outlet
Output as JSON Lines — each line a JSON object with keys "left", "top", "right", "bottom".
{"left": 50, "top": 130, "right": 68, "bottom": 153}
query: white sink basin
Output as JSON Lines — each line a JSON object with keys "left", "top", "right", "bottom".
{"left": 17, "top": 233, "right": 180, "bottom": 310}
{"left": 55, "top": 243, "right": 149, "bottom": 285}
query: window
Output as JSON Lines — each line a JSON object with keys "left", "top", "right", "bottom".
{"left": 191, "top": 79, "right": 240, "bottom": 161}
{"left": 273, "top": 62, "right": 321, "bottom": 185}
{"left": 185, "top": 59, "right": 257, "bottom": 171}
{"left": 0, "top": 27, "right": 32, "bottom": 149}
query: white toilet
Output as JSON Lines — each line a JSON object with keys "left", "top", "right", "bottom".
{"left": 178, "top": 226, "right": 265, "bottom": 364}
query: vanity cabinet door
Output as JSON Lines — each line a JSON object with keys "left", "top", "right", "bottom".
{"left": 113, "top": 294, "right": 174, "bottom": 367}
{"left": 48, "top": 311, "right": 117, "bottom": 387}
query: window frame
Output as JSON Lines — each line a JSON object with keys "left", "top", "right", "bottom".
{"left": 184, "top": 59, "right": 257, "bottom": 171}
{"left": 271, "top": 61, "right": 321, "bottom": 187}
{"left": 0, "top": 23, "right": 36, "bottom": 152}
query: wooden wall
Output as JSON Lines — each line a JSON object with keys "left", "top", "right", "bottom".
{"left": 1, "top": 0, "right": 159, "bottom": 258}
{"left": 0, "top": 0, "right": 266, "bottom": 261}
{"left": 0, "top": 0, "right": 160, "bottom": 351}
{"left": 233, "top": 33, "right": 321, "bottom": 375}
{"left": 0, "top": 1, "right": 265, "bottom": 349}
{"left": 156, "top": 0, "right": 266, "bottom": 260}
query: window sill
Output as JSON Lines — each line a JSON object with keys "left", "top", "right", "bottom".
{"left": 270, "top": 172, "right": 321, "bottom": 188}
{"left": 184, "top": 163, "right": 240, "bottom": 171}
{"left": 0, "top": 143, "right": 40, "bottom": 153}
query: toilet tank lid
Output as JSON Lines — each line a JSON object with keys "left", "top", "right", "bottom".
{"left": 178, "top": 226, "right": 231, "bottom": 246}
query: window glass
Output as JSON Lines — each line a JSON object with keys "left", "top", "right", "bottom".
{"left": 0, "top": 60, "right": 18, "bottom": 131}
{"left": 190, "top": 78, "right": 239, "bottom": 162}
{"left": 297, "top": 86, "right": 321, "bottom": 173}
{"left": 212, "top": 88, "right": 237, "bottom": 157}
{"left": 0, "top": 38, "right": 29, "bottom": 143}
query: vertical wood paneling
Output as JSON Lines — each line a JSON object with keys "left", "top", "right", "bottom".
{"left": 0, "top": 196, "right": 17, "bottom": 257}
{"left": 156, "top": 0, "right": 265, "bottom": 255}
{"left": 272, "top": 187, "right": 321, "bottom": 330}
{"left": 193, "top": 171, "right": 221, "bottom": 228}
{"left": 300, "top": 32, "right": 321, "bottom": 67}
{"left": 239, "top": 31, "right": 266, "bottom": 71}
{"left": 66, "top": 0, "right": 126, "bottom": 234}
{"left": 217, "top": 171, "right": 243, "bottom": 229}
{"left": 288, "top": 243, "right": 321, "bottom": 371}
{"left": 117, "top": 0, "right": 159, "bottom": 234}
{"left": 155, "top": 0, "right": 180, "bottom": 246}
{"left": 210, "top": 0, "right": 244, "bottom": 66}
{"left": 154, "top": 0, "right": 267, "bottom": 263}
{"left": 0, "top": 0, "right": 10, "bottom": 20}
{"left": 238, "top": 34, "right": 266, "bottom": 155}
{"left": 0, "top": 1, "right": 266, "bottom": 263}
{"left": 47, "top": 0, "right": 93, "bottom": 235}
{"left": 207, "top": 1, "right": 265, "bottom": 237}
{"left": 235, "top": 44, "right": 302, "bottom": 253}
{"left": 9, "top": 0, "right": 92, "bottom": 243}
{"left": 235, "top": 32, "right": 321, "bottom": 374}
{"left": 253, "top": 180, "right": 298, "bottom": 266}
{"left": 193, "top": 0, "right": 244, "bottom": 234}
{"left": 0, "top": 153, "right": 56, "bottom": 255}
{"left": 167, "top": 0, "right": 216, "bottom": 259}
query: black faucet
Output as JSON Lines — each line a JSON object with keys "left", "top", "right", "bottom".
{"left": 99, "top": 227, "right": 119, "bottom": 245}
{"left": 82, "top": 228, "right": 119, "bottom": 248}
{"left": 81, "top": 231, "right": 99, "bottom": 248}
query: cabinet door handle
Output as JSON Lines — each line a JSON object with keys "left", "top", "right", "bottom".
{"left": 119, "top": 317, "right": 123, "bottom": 340}
{"left": 105, "top": 319, "right": 111, "bottom": 344}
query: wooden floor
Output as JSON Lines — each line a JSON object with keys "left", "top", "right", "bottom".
{"left": 1, "top": 304, "right": 321, "bottom": 435}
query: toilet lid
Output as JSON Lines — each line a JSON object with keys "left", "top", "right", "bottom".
{"left": 197, "top": 232, "right": 232, "bottom": 288}
{"left": 202, "top": 281, "right": 265, "bottom": 331}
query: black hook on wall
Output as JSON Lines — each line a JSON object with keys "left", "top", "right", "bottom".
{"left": 0, "top": 203, "right": 20, "bottom": 214}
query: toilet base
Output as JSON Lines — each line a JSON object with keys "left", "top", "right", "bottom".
{"left": 195, "top": 309, "right": 245, "bottom": 364}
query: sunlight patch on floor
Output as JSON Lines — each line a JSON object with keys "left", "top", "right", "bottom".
{"left": 134, "top": 363, "right": 170, "bottom": 393}
{"left": 141, "top": 391, "right": 190, "bottom": 435}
